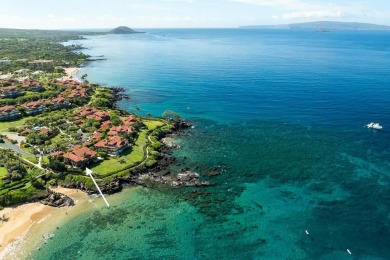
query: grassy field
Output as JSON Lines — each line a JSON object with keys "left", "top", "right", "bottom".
{"left": 24, "top": 156, "right": 39, "bottom": 164}
{"left": 0, "top": 167, "right": 8, "bottom": 178}
{"left": 143, "top": 119, "right": 164, "bottom": 130}
{"left": 0, "top": 117, "right": 28, "bottom": 130}
{"left": 20, "top": 145, "right": 33, "bottom": 154}
{"left": 90, "top": 119, "right": 166, "bottom": 176}
{"left": 0, "top": 167, "right": 8, "bottom": 185}
{"left": 90, "top": 129, "right": 149, "bottom": 176}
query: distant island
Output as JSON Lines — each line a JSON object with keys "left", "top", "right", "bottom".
{"left": 109, "top": 26, "right": 144, "bottom": 34}
{"left": 239, "top": 21, "right": 390, "bottom": 31}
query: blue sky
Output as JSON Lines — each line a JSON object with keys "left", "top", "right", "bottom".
{"left": 1, "top": 0, "right": 390, "bottom": 29}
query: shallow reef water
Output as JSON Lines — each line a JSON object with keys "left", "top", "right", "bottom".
{"left": 31, "top": 29, "right": 390, "bottom": 259}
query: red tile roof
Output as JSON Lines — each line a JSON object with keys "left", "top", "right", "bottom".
{"left": 22, "top": 100, "right": 45, "bottom": 108}
{"left": 53, "top": 151, "right": 64, "bottom": 157}
{"left": 78, "top": 107, "right": 98, "bottom": 116}
{"left": 50, "top": 96, "right": 67, "bottom": 104}
{"left": 63, "top": 146, "right": 97, "bottom": 163}
{"left": 122, "top": 116, "right": 139, "bottom": 125}
{"left": 99, "top": 121, "right": 111, "bottom": 131}
{"left": 22, "top": 79, "right": 42, "bottom": 88}
{"left": 39, "top": 127, "right": 49, "bottom": 133}
{"left": 78, "top": 107, "right": 110, "bottom": 122}
{"left": 0, "top": 105, "right": 18, "bottom": 113}
{"left": 95, "top": 136, "right": 128, "bottom": 150}
{"left": 108, "top": 125, "right": 133, "bottom": 136}
{"left": 1, "top": 86, "right": 18, "bottom": 91}
{"left": 91, "top": 132, "right": 102, "bottom": 141}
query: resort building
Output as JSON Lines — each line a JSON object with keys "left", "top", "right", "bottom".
{"left": 59, "top": 80, "right": 83, "bottom": 87}
{"left": 0, "top": 105, "right": 22, "bottom": 121}
{"left": 108, "top": 125, "right": 133, "bottom": 136}
{"left": 49, "top": 96, "right": 71, "bottom": 110}
{"left": 78, "top": 107, "right": 110, "bottom": 122}
{"left": 122, "top": 116, "right": 139, "bottom": 126}
{"left": 78, "top": 107, "right": 97, "bottom": 117}
{"left": 63, "top": 146, "right": 98, "bottom": 168}
{"left": 0, "top": 60, "right": 11, "bottom": 65}
{"left": 52, "top": 151, "right": 64, "bottom": 157}
{"left": 95, "top": 136, "right": 129, "bottom": 156}
{"left": 99, "top": 120, "right": 111, "bottom": 131}
{"left": 87, "top": 111, "right": 110, "bottom": 122}
{"left": 28, "top": 59, "right": 54, "bottom": 69}
{"left": 90, "top": 131, "right": 103, "bottom": 142}
{"left": 21, "top": 100, "right": 46, "bottom": 115}
{"left": 67, "top": 87, "right": 88, "bottom": 99}
{"left": 38, "top": 127, "right": 49, "bottom": 134}
{"left": 22, "top": 79, "right": 44, "bottom": 92}
{"left": 0, "top": 86, "right": 24, "bottom": 98}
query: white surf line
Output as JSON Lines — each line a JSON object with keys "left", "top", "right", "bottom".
{"left": 86, "top": 167, "right": 110, "bottom": 207}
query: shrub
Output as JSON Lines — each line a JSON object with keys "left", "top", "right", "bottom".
{"left": 31, "top": 178, "right": 44, "bottom": 189}
{"left": 151, "top": 141, "right": 163, "bottom": 151}
{"left": 46, "top": 179, "right": 58, "bottom": 187}
{"left": 68, "top": 126, "right": 79, "bottom": 131}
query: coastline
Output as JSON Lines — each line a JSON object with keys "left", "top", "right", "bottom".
{"left": 0, "top": 66, "right": 191, "bottom": 258}
{"left": 62, "top": 67, "right": 82, "bottom": 82}
{"left": 0, "top": 65, "right": 85, "bottom": 257}
{"left": 0, "top": 188, "right": 89, "bottom": 259}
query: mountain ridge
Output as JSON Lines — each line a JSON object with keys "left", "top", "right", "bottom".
{"left": 239, "top": 21, "right": 390, "bottom": 31}
{"left": 109, "top": 26, "right": 144, "bottom": 34}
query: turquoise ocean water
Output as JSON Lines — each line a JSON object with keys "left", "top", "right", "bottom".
{"left": 34, "top": 29, "right": 390, "bottom": 259}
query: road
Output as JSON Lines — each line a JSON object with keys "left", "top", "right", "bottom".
{"left": 0, "top": 139, "right": 34, "bottom": 157}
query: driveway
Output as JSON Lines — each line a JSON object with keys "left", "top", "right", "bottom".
{"left": 5, "top": 133, "right": 26, "bottom": 145}
{"left": 0, "top": 139, "right": 34, "bottom": 157}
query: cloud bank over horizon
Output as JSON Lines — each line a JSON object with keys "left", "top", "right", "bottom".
{"left": 0, "top": 0, "right": 389, "bottom": 29}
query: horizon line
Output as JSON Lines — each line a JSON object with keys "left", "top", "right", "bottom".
{"left": 1, "top": 20, "right": 390, "bottom": 31}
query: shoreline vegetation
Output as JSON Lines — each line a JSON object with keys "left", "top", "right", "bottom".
{"left": 0, "top": 28, "right": 209, "bottom": 255}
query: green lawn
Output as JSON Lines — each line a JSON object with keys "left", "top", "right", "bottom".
{"left": 24, "top": 156, "right": 39, "bottom": 164}
{"left": 23, "top": 156, "right": 49, "bottom": 165}
{"left": 90, "top": 129, "right": 149, "bottom": 176}
{"left": 143, "top": 119, "right": 164, "bottom": 131}
{"left": 48, "top": 133, "right": 71, "bottom": 149}
{"left": 0, "top": 167, "right": 8, "bottom": 178}
{"left": 20, "top": 146, "right": 33, "bottom": 154}
{"left": 42, "top": 156, "right": 49, "bottom": 164}
{"left": 0, "top": 117, "right": 28, "bottom": 131}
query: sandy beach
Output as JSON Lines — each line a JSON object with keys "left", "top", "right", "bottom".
{"left": 62, "top": 67, "right": 81, "bottom": 81}
{"left": 0, "top": 188, "right": 89, "bottom": 259}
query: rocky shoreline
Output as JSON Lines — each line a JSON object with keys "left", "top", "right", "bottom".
{"left": 109, "top": 87, "right": 131, "bottom": 102}
{"left": 40, "top": 191, "right": 74, "bottom": 207}
{"left": 48, "top": 119, "right": 213, "bottom": 203}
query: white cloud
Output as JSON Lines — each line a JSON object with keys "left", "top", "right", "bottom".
{"left": 282, "top": 10, "right": 343, "bottom": 19}
{"left": 232, "top": 0, "right": 309, "bottom": 9}
{"left": 233, "top": 0, "right": 356, "bottom": 22}
{"left": 136, "top": 15, "right": 199, "bottom": 22}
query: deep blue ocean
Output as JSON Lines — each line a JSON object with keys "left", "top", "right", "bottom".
{"left": 35, "top": 29, "right": 390, "bottom": 259}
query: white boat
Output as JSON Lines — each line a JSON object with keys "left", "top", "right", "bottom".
{"left": 366, "top": 122, "right": 383, "bottom": 130}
